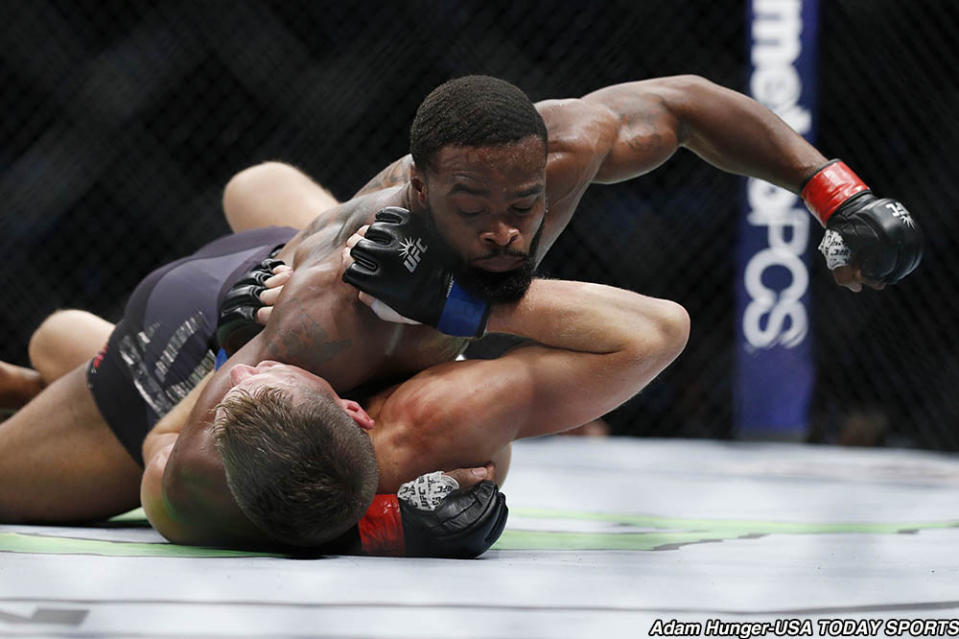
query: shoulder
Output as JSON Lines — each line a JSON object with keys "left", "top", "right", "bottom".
{"left": 536, "top": 98, "right": 619, "bottom": 212}
{"left": 375, "top": 347, "right": 543, "bottom": 448}
{"left": 537, "top": 98, "right": 620, "bottom": 160}
{"left": 292, "top": 186, "right": 405, "bottom": 265}
{"left": 371, "top": 361, "right": 481, "bottom": 484}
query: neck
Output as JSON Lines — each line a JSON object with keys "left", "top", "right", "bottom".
{"left": 360, "top": 383, "right": 399, "bottom": 423}
{"left": 365, "top": 384, "right": 403, "bottom": 493}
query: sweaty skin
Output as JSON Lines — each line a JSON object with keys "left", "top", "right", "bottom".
{"left": 154, "top": 75, "right": 838, "bottom": 546}
{"left": 229, "top": 77, "right": 855, "bottom": 288}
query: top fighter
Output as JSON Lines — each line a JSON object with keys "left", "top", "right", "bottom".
{"left": 0, "top": 75, "right": 922, "bottom": 553}
{"left": 157, "top": 74, "right": 922, "bottom": 547}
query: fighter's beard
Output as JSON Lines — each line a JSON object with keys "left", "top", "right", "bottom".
{"left": 422, "top": 207, "right": 542, "bottom": 304}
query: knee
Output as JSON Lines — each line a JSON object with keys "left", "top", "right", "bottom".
{"left": 28, "top": 309, "right": 92, "bottom": 371}
{"left": 222, "top": 161, "right": 300, "bottom": 231}
{"left": 224, "top": 162, "right": 297, "bottom": 204}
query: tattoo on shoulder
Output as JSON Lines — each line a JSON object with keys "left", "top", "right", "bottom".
{"left": 296, "top": 197, "right": 376, "bottom": 263}
{"left": 301, "top": 199, "right": 367, "bottom": 242}
{"left": 353, "top": 156, "right": 412, "bottom": 197}
{"left": 296, "top": 157, "right": 412, "bottom": 258}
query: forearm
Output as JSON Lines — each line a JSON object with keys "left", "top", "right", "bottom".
{"left": 585, "top": 76, "right": 827, "bottom": 191}
{"left": 485, "top": 279, "right": 688, "bottom": 359}
{"left": 669, "top": 76, "right": 827, "bottom": 191}
{"left": 405, "top": 281, "right": 690, "bottom": 448}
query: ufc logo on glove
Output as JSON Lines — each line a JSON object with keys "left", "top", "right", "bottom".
{"left": 400, "top": 237, "right": 428, "bottom": 272}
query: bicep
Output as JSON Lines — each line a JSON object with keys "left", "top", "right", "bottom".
{"left": 491, "top": 346, "right": 635, "bottom": 439}
{"left": 580, "top": 79, "right": 687, "bottom": 184}
{"left": 401, "top": 345, "right": 630, "bottom": 454}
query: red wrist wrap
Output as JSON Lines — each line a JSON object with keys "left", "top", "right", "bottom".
{"left": 357, "top": 494, "right": 405, "bottom": 556}
{"left": 800, "top": 160, "right": 870, "bottom": 225}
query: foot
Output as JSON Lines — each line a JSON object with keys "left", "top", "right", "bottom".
{"left": 0, "top": 361, "right": 45, "bottom": 409}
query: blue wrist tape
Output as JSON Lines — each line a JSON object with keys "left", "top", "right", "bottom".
{"left": 436, "top": 280, "right": 490, "bottom": 337}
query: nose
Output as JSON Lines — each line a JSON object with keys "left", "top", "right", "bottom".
{"left": 480, "top": 220, "right": 519, "bottom": 248}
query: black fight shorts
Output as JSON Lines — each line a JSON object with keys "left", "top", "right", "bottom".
{"left": 87, "top": 225, "right": 297, "bottom": 466}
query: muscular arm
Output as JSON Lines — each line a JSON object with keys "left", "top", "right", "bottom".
{"left": 555, "top": 75, "right": 827, "bottom": 191}
{"left": 378, "top": 280, "right": 689, "bottom": 486}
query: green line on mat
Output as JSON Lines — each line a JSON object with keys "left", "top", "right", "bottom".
{"left": 1, "top": 507, "right": 955, "bottom": 556}
{"left": 108, "top": 508, "right": 149, "bottom": 523}
{"left": 0, "top": 532, "right": 282, "bottom": 558}
{"left": 509, "top": 508, "right": 959, "bottom": 535}
{"left": 494, "top": 529, "right": 747, "bottom": 551}
{"left": 492, "top": 508, "right": 959, "bottom": 550}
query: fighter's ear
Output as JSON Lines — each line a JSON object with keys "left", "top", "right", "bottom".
{"left": 409, "top": 163, "right": 428, "bottom": 204}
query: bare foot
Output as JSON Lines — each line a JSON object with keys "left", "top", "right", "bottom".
{"left": 0, "top": 361, "right": 45, "bottom": 409}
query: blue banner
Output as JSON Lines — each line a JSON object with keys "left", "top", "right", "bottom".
{"left": 735, "top": 0, "right": 819, "bottom": 439}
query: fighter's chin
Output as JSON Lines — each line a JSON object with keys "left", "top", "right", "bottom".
{"left": 455, "top": 262, "right": 534, "bottom": 304}
{"left": 471, "top": 256, "right": 525, "bottom": 272}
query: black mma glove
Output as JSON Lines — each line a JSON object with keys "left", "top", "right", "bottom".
{"left": 343, "top": 207, "right": 490, "bottom": 338}
{"left": 357, "top": 472, "right": 508, "bottom": 559}
{"left": 802, "top": 160, "right": 922, "bottom": 284}
{"left": 215, "top": 257, "right": 284, "bottom": 354}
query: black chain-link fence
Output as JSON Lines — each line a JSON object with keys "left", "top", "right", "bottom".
{"left": 2, "top": 1, "right": 956, "bottom": 448}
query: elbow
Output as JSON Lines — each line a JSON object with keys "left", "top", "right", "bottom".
{"left": 662, "top": 74, "right": 718, "bottom": 96}
{"left": 655, "top": 299, "right": 691, "bottom": 366}
{"left": 628, "top": 298, "right": 691, "bottom": 372}
{"left": 662, "top": 300, "right": 691, "bottom": 364}
{"left": 655, "top": 75, "right": 723, "bottom": 144}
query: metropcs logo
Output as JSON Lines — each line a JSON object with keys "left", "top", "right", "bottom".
{"left": 399, "top": 237, "right": 428, "bottom": 272}
{"left": 744, "top": 0, "right": 811, "bottom": 349}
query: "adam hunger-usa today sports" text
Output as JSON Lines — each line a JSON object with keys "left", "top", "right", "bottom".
{"left": 649, "top": 618, "right": 959, "bottom": 638}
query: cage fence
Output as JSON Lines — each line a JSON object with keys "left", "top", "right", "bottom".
{"left": 1, "top": 0, "right": 956, "bottom": 448}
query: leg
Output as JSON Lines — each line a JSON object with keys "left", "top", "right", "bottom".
{"left": 1, "top": 309, "right": 112, "bottom": 410}
{"left": 222, "top": 162, "right": 340, "bottom": 232}
{"left": 29, "top": 309, "right": 114, "bottom": 383}
{"left": 0, "top": 365, "right": 141, "bottom": 522}
{"left": 0, "top": 362, "right": 44, "bottom": 410}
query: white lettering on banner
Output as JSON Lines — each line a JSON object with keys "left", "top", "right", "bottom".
{"left": 744, "top": 0, "right": 812, "bottom": 349}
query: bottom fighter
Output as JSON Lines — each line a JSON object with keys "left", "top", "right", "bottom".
{"left": 138, "top": 208, "right": 688, "bottom": 554}
{"left": 0, "top": 209, "right": 687, "bottom": 557}
{"left": 0, "top": 223, "right": 505, "bottom": 556}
